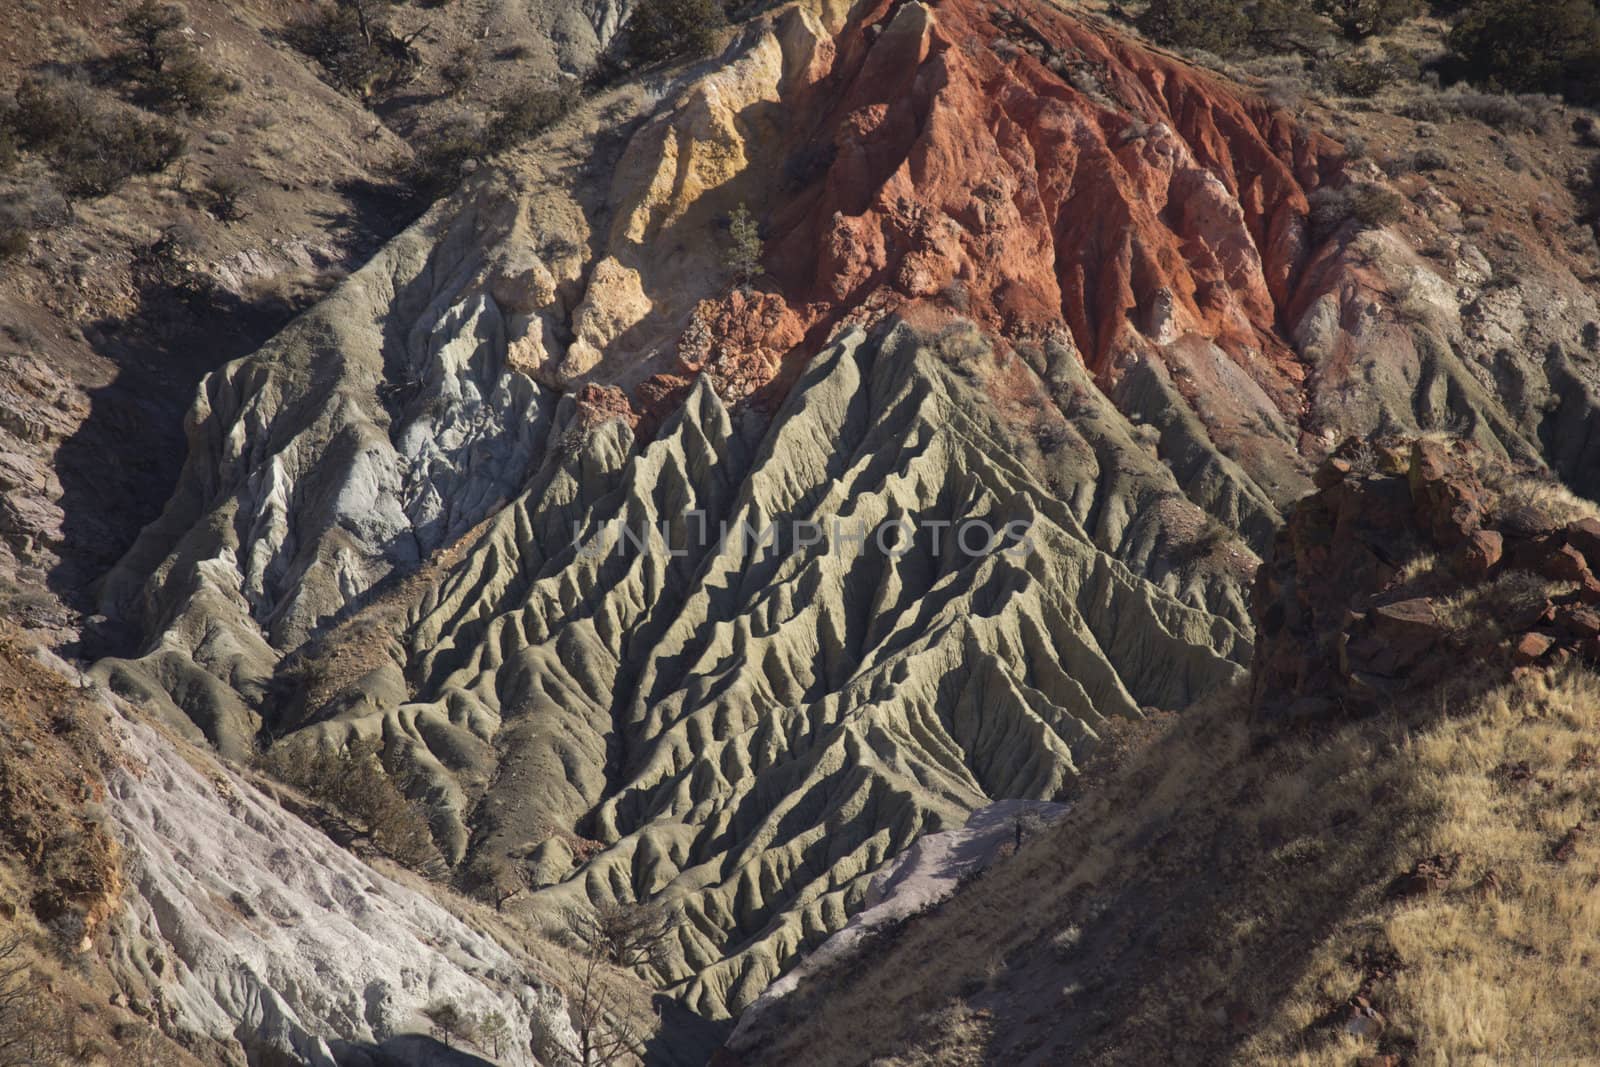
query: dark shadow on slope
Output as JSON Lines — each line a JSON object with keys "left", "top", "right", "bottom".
{"left": 353, "top": 1032, "right": 501, "bottom": 1065}
{"left": 54, "top": 276, "right": 308, "bottom": 645}
{"left": 54, "top": 183, "right": 416, "bottom": 659}
{"left": 319, "top": 177, "right": 423, "bottom": 261}
{"left": 645, "top": 995, "right": 733, "bottom": 1067}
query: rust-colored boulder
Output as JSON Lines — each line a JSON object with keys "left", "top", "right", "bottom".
{"left": 1566, "top": 516, "right": 1600, "bottom": 570}
{"left": 1540, "top": 543, "right": 1594, "bottom": 585}
{"left": 1253, "top": 436, "right": 1600, "bottom": 719}
{"left": 1408, "top": 438, "right": 1485, "bottom": 548}
{"left": 1454, "top": 528, "right": 1503, "bottom": 581}
{"left": 676, "top": 290, "right": 805, "bottom": 406}
{"left": 1554, "top": 605, "right": 1600, "bottom": 639}
{"left": 1513, "top": 631, "right": 1557, "bottom": 666}
{"left": 1314, "top": 455, "right": 1353, "bottom": 489}
{"left": 1369, "top": 598, "right": 1440, "bottom": 642}
{"left": 1345, "top": 598, "right": 1445, "bottom": 679}
{"left": 1386, "top": 852, "right": 1460, "bottom": 899}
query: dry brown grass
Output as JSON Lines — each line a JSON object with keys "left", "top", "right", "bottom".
{"left": 749, "top": 655, "right": 1600, "bottom": 1066}
{"left": 1245, "top": 665, "right": 1600, "bottom": 1065}
{"left": 1495, "top": 476, "right": 1600, "bottom": 530}
{"left": 0, "top": 624, "right": 209, "bottom": 1066}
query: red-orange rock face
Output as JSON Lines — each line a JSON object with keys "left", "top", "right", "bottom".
{"left": 762, "top": 0, "right": 1344, "bottom": 420}
{"left": 572, "top": 383, "right": 640, "bottom": 433}
{"left": 676, "top": 289, "right": 806, "bottom": 406}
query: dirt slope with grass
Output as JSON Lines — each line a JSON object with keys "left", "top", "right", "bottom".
{"left": 737, "top": 444, "right": 1600, "bottom": 1066}
{"left": 0, "top": 623, "right": 218, "bottom": 1065}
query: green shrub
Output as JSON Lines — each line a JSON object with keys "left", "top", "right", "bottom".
{"left": 1325, "top": 55, "right": 1388, "bottom": 96}
{"left": 286, "top": 3, "right": 411, "bottom": 97}
{"left": 9, "top": 76, "right": 185, "bottom": 198}
{"left": 1412, "top": 146, "right": 1449, "bottom": 171}
{"left": 623, "top": 0, "right": 727, "bottom": 66}
{"left": 724, "top": 202, "right": 762, "bottom": 285}
{"left": 259, "top": 736, "right": 442, "bottom": 872}
{"left": 204, "top": 169, "right": 251, "bottom": 221}
{"left": 1310, "top": 181, "right": 1407, "bottom": 239}
{"left": 484, "top": 82, "right": 577, "bottom": 149}
{"left": 440, "top": 43, "right": 477, "bottom": 94}
{"left": 403, "top": 115, "right": 483, "bottom": 201}
{"left": 1314, "top": 0, "right": 1422, "bottom": 39}
{"left": 1138, "top": 0, "right": 1254, "bottom": 55}
{"left": 1351, "top": 183, "right": 1406, "bottom": 227}
{"left": 117, "top": 0, "right": 188, "bottom": 76}
{"left": 1244, "top": 0, "right": 1332, "bottom": 53}
{"left": 10, "top": 76, "right": 92, "bottom": 148}
{"left": 151, "top": 49, "right": 235, "bottom": 113}
{"left": 57, "top": 114, "right": 186, "bottom": 197}
{"left": 0, "top": 225, "right": 28, "bottom": 262}
{"left": 402, "top": 85, "right": 576, "bottom": 203}
{"left": 1452, "top": 89, "right": 1560, "bottom": 131}
{"left": 1403, "top": 87, "right": 1559, "bottom": 131}
{"left": 423, "top": 1001, "right": 469, "bottom": 1048}
{"left": 116, "top": 1, "right": 234, "bottom": 113}
{"left": 1445, "top": 0, "right": 1600, "bottom": 104}
{"left": 1140, "top": 0, "right": 1333, "bottom": 55}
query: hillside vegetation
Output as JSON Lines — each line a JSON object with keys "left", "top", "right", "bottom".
{"left": 1135, "top": 0, "right": 1600, "bottom": 104}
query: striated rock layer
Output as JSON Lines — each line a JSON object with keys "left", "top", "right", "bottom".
{"left": 90, "top": 0, "right": 1600, "bottom": 1029}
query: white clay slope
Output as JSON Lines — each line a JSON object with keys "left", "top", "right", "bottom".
{"left": 102, "top": 698, "right": 577, "bottom": 1065}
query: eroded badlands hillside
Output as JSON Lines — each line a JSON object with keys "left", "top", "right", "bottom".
{"left": 0, "top": 0, "right": 634, "bottom": 641}
{"left": 57, "top": 0, "right": 1600, "bottom": 1047}
{"left": 739, "top": 442, "right": 1600, "bottom": 1066}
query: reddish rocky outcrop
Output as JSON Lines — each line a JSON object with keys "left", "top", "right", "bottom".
{"left": 758, "top": 0, "right": 1343, "bottom": 422}
{"left": 571, "top": 382, "right": 641, "bottom": 434}
{"left": 624, "top": 0, "right": 1352, "bottom": 447}
{"left": 675, "top": 289, "right": 806, "bottom": 405}
{"left": 1251, "top": 437, "right": 1600, "bottom": 718}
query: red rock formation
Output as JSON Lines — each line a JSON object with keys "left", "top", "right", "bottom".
{"left": 633, "top": 373, "right": 695, "bottom": 435}
{"left": 1251, "top": 437, "right": 1600, "bottom": 718}
{"left": 760, "top": 0, "right": 1344, "bottom": 423}
{"left": 675, "top": 289, "right": 806, "bottom": 405}
{"left": 572, "top": 383, "right": 640, "bottom": 433}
